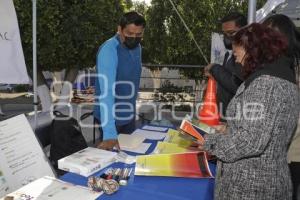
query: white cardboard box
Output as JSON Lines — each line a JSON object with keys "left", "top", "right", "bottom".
{"left": 58, "top": 147, "right": 117, "bottom": 177}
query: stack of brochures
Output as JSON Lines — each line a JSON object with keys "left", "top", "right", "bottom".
{"left": 58, "top": 147, "right": 117, "bottom": 177}
{"left": 136, "top": 120, "right": 216, "bottom": 179}
{"left": 151, "top": 129, "right": 195, "bottom": 154}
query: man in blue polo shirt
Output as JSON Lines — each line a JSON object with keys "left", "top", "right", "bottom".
{"left": 94, "top": 12, "right": 146, "bottom": 150}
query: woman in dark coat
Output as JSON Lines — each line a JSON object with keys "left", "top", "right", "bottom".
{"left": 263, "top": 14, "right": 300, "bottom": 200}
{"left": 202, "top": 23, "right": 300, "bottom": 200}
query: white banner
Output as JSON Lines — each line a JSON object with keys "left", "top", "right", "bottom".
{"left": 210, "top": 32, "right": 226, "bottom": 65}
{"left": 0, "top": 0, "right": 30, "bottom": 84}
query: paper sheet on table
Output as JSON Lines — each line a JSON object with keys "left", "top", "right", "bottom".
{"left": 118, "top": 134, "right": 145, "bottom": 149}
{"left": 141, "top": 125, "right": 168, "bottom": 132}
{"left": 121, "top": 143, "right": 151, "bottom": 154}
{"left": 0, "top": 114, "right": 55, "bottom": 197}
{"left": 132, "top": 129, "right": 166, "bottom": 140}
{"left": 114, "top": 151, "right": 136, "bottom": 164}
{"left": 0, "top": 176, "right": 101, "bottom": 200}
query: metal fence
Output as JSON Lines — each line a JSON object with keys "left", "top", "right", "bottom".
{"left": 136, "top": 64, "right": 207, "bottom": 125}
{"left": 138, "top": 64, "right": 206, "bottom": 106}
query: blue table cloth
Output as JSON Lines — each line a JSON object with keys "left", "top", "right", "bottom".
{"left": 60, "top": 126, "right": 216, "bottom": 200}
{"left": 61, "top": 163, "right": 215, "bottom": 200}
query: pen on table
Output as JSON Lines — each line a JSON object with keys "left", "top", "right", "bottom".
{"left": 126, "top": 168, "right": 133, "bottom": 180}
{"left": 119, "top": 168, "right": 130, "bottom": 186}
{"left": 112, "top": 168, "right": 121, "bottom": 181}
{"left": 118, "top": 168, "right": 125, "bottom": 182}
{"left": 122, "top": 168, "right": 128, "bottom": 179}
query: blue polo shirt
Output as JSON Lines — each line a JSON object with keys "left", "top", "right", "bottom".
{"left": 94, "top": 34, "right": 142, "bottom": 140}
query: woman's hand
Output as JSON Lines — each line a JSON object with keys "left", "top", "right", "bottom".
{"left": 212, "top": 124, "right": 227, "bottom": 134}
{"left": 189, "top": 140, "right": 205, "bottom": 151}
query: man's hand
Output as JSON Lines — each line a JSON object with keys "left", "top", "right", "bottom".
{"left": 204, "top": 63, "right": 214, "bottom": 77}
{"left": 96, "top": 139, "right": 120, "bottom": 151}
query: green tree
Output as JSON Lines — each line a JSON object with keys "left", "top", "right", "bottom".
{"left": 144, "top": 0, "right": 267, "bottom": 64}
{"left": 14, "top": 0, "right": 129, "bottom": 73}
{"left": 13, "top": 0, "right": 267, "bottom": 83}
{"left": 142, "top": 0, "right": 267, "bottom": 81}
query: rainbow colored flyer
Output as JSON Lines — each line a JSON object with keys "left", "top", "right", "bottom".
{"left": 135, "top": 152, "right": 213, "bottom": 178}
{"left": 180, "top": 119, "right": 209, "bottom": 143}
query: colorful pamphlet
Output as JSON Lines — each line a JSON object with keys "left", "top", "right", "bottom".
{"left": 163, "top": 129, "right": 195, "bottom": 147}
{"left": 0, "top": 176, "right": 101, "bottom": 200}
{"left": 180, "top": 119, "right": 215, "bottom": 143}
{"left": 152, "top": 142, "right": 193, "bottom": 154}
{"left": 58, "top": 147, "right": 117, "bottom": 177}
{"left": 135, "top": 152, "right": 213, "bottom": 178}
{"left": 191, "top": 119, "right": 216, "bottom": 134}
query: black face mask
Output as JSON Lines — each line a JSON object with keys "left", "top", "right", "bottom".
{"left": 123, "top": 37, "right": 142, "bottom": 49}
{"left": 223, "top": 36, "right": 232, "bottom": 50}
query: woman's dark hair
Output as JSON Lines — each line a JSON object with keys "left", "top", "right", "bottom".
{"left": 119, "top": 11, "right": 146, "bottom": 29}
{"left": 233, "top": 23, "right": 288, "bottom": 78}
{"left": 263, "top": 14, "right": 300, "bottom": 81}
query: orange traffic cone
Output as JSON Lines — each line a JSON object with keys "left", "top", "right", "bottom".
{"left": 198, "top": 77, "right": 220, "bottom": 126}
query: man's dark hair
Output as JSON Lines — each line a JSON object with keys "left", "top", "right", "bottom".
{"left": 119, "top": 11, "right": 146, "bottom": 29}
{"left": 221, "top": 12, "right": 247, "bottom": 28}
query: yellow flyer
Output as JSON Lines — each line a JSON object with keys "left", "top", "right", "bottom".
{"left": 163, "top": 129, "right": 194, "bottom": 147}
{"left": 153, "top": 142, "right": 193, "bottom": 154}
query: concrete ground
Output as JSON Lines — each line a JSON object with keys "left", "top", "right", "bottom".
{"left": 0, "top": 92, "right": 35, "bottom": 117}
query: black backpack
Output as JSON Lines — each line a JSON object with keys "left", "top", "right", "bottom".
{"left": 49, "top": 111, "right": 88, "bottom": 174}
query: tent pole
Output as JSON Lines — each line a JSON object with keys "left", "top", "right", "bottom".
{"left": 248, "top": 0, "right": 257, "bottom": 24}
{"left": 32, "top": 0, "right": 38, "bottom": 129}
